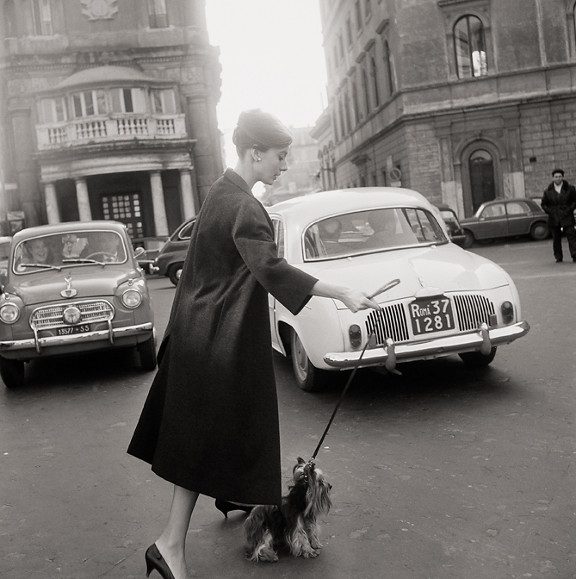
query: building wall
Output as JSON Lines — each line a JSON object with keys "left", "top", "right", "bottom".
{"left": 0, "top": 0, "right": 222, "bottom": 232}
{"left": 315, "top": 0, "right": 576, "bottom": 217}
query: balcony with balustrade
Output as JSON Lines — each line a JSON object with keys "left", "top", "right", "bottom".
{"left": 36, "top": 113, "right": 188, "bottom": 151}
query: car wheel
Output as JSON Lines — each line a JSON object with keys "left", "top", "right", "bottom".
{"left": 138, "top": 336, "right": 157, "bottom": 371}
{"left": 168, "top": 263, "right": 183, "bottom": 286}
{"left": 530, "top": 222, "right": 548, "bottom": 241}
{"left": 459, "top": 347, "right": 497, "bottom": 367}
{"left": 0, "top": 357, "right": 25, "bottom": 389}
{"left": 462, "top": 230, "right": 475, "bottom": 248}
{"left": 290, "top": 329, "right": 329, "bottom": 392}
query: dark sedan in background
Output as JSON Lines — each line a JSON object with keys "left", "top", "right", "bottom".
{"left": 461, "top": 198, "right": 549, "bottom": 248}
{"left": 152, "top": 219, "right": 195, "bottom": 285}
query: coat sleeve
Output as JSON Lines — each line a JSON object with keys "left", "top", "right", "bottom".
{"left": 541, "top": 190, "right": 549, "bottom": 214}
{"left": 232, "top": 199, "right": 318, "bottom": 316}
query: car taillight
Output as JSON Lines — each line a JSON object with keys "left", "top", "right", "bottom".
{"left": 0, "top": 303, "right": 20, "bottom": 324}
{"left": 349, "top": 324, "right": 362, "bottom": 349}
{"left": 501, "top": 301, "right": 514, "bottom": 324}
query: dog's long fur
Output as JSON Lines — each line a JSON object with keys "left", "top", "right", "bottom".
{"left": 243, "top": 457, "right": 332, "bottom": 562}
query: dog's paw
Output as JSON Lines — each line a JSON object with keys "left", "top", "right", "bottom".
{"left": 301, "top": 548, "right": 320, "bottom": 558}
{"left": 247, "top": 548, "right": 279, "bottom": 563}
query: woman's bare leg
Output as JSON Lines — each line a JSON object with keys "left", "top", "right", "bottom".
{"left": 155, "top": 485, "right": 199, "bottom": 579}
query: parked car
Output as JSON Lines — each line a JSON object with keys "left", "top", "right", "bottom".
{"left": 434, "top": 204, "right": 466, "bottom": 246}
{"left": 132, "top": 235, "right": 169, "bottom": 274}
{"left": 0, "top": 221, "right": 156, "bottom": 388}
{"left": 267, "top": 187, "right": 530, "bottom": 391}
{"left": 152, "top": 219, "right": 195, "bottom": 285}
{"left": 460, "top": 198, "right": 548, "bottom": 248}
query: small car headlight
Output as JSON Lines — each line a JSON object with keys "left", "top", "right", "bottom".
{"left": 349, "top": 324, "right": 362, "bottom": 349}
{"left": 0, "top": 303, "right": 20, "bottom": 324}
{"left": 122, "top": 288, "right": 142, "bottom": 309}
{"left": 501, "top": 301, "right": 514, "bottom": 324}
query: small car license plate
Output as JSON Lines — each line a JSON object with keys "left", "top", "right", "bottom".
{"left": 56, "top": 324, "right": 91, "bottom": 336}
{"left": 409, "top": 297, "right": 455, "bottom": 335}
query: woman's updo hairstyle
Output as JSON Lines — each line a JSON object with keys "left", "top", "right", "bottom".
{"left": 232, "top": 109, "right": 292, "bottom": 156}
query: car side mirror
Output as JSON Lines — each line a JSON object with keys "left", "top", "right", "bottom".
{"left": 133, "top": 246, "right": 146, "bottom": 259}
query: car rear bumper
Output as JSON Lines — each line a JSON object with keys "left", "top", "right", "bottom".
{"left": 0, "top": 322, "right": 154, "bottom": 355}
{"left": 324, "top": 320, "right": 530, "bottom": 371}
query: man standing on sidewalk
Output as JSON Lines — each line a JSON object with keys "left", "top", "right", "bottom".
{"left": 541, "top": 168, "right": 576, "bottom": 263}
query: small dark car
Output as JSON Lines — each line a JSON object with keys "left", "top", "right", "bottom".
{"left": 460, "top": 198, "right": 548, "bottom": 248}
{"left": 153, "top": 219, "right": 195, "bottom": 285}
{"left": 434, "top": 204, "right": 466, "bottom": 246}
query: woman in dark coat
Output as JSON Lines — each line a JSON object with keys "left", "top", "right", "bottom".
{"left": 128, "top": 109, "right": 379, "bottom": 578}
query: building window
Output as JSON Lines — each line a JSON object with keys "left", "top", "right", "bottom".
{"left": 351, "top": 79, "right": 361, "bottom": 124}
{"left": 361, "top": 65, "right": 371, "bottom": 115}
{"left": 148, "top": 0, "right": 168, "bottom": 28}
{"left": 70, "top": 90, "right": 108, "bottom": 118}
{"left": 4, "top": 0, "right": 17, "bottom": 37}
{"left": 382, "top": 39, "right": 395, "bottom": 96}
{"left": 333, "top": 44, "right": 339, "bottom": 66}
{"left": 370, "top": 55, "right": 380, "bottom": 108}
{"left": 355, "top": 0, "right": 362, "bottom": 31}
{"left": 344, "top": 91, "right": 352, "bottom": 134}
{"left": 338, "top": 33, "right": 344, "bottom": 60}
{"left": 38, "top": 97, "right": 67, "bottom": 123}
{"left": 31, "top": 0, "right": 53, "bottom": 36}
{"left": 110, "top": 88, "right": 146, "bottom": 114}
{"left": 332, "top": 111, "right": 339, "bottom": 141}
{"left": 454, "top": 15, "right": 487, "bottom": 78}
{"left": 151, "top": 89, "right": 176, "bottom": 114}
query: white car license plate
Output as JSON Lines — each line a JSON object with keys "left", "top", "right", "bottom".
{"left": 409, "top": 297, "right": 455, "bottom": 335}
{"left": 56, "top": 324, "right": 91, "bottom": 336}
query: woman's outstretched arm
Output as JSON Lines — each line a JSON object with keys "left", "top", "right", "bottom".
{"left": 310, "top": 280, "right": 381, "bottom": 313}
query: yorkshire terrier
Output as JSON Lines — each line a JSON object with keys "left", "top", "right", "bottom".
{"left": 243, "top": 457, "right": 332, "bottom": 562}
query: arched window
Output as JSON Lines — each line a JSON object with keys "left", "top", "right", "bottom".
{"left": 454, "top": 15, "right": 487, "bottom": 78}
{"left": 3, "top": 0, "right": 17, "bottom": 38}
{"left": 383, "top": 40, "right": 395, "bottom": 96}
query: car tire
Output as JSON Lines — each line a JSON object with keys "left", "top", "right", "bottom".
{"left": 530, "top": 222, "right": 548, "bottom": 241}
{"left": 168, "top": 263, "right": 183, "bottom": 286}
{"left": 459, "top": 347, "right": 497, "bottom": 367}
{"left": 462, "top": 230, "right": 475, "bottom": 248}
{"left": 290, "top": 329, "right": 330, "bottom": 392}
{"left": 138, "top": 336, "right": 157, "bottom": 371}
{"left": 0, "top": 357, "right": 25, "bottom": 389}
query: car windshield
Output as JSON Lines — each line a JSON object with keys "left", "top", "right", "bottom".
{"left": 303, "top": 207, "right": 447, "bottom": 260}
{"left": 13, "top": 230, "right": 127, "bottom": 274}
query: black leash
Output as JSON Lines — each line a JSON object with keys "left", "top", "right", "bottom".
{"left": 310, "top": 330, "right": 375, "bottom": 461}
{"left": 309, "top": 277, "right": 402, "bottom": 463}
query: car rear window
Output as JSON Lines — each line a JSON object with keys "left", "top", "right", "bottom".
{"left": 303, "top": 207, "right": 447, "bottom": 261}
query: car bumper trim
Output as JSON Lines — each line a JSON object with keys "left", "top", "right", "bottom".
{"left": 324, "top": 320, "right": 530, "bottom": 370}
{"left": 0, "top": 322, "right": 154, "bottom": 352}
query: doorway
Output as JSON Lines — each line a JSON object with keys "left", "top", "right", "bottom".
{"left": 469, "top": 149, "right": 496, "bottom": 213}
{"left": 101, "top": 193, "right": 144, "bottom": 239}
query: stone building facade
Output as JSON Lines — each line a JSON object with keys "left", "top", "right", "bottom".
{"left": 316, "top": 0, "right": 576, "bottom": 217}
{"left": 0, "top": 0, "right": 222, "bottom": 236}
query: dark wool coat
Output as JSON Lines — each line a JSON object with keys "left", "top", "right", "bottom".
{"left": 127, "top": 169, "right": 318, "bottom": 506}
{"left": 541, "top": 180, "right": 576, "bottom": 228}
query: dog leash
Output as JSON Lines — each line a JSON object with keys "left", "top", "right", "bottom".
{"left": 309, "top": 278, "right": 401, "bottom": 463}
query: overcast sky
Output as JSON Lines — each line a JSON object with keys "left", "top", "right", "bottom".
{"left": 205, "top": 0, "right": 327, "bottom": 163}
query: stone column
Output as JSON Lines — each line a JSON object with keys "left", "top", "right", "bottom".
{"left": 75, "top": 178, "right": 92, "bottom": 221}
{"left": 43, "top": 183, "right": 60, "bottom": 224}
{"left": 150, "top": 171, "right": 169, "bottom": 236}
{"left": 179, "top": 169, "right": 196, "bottom": 219}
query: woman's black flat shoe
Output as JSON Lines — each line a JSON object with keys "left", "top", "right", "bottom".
{"left": 145, "top": 543, "right": 175, "bottom": 579}
{"left": 215, "top": 499, "right": 253, "bottom": 518}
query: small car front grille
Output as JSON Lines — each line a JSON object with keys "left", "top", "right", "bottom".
{"left": 452, "top": 294, "right": 495, "bottom": 332}
{"left": 30, "top": 300, "right": 114, "bottom": 330}
{"left": 366, "top": 303, "right": 410, "bottom": 345}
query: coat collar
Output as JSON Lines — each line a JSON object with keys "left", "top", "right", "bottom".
{"left": 224, "top": 168, "right": 253, "bottom": 196}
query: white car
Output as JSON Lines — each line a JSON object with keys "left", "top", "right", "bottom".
{"left": 267, "top": 188, "right": 530, "bottom": 391}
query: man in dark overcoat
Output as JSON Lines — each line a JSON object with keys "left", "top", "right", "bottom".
{"left": 541, "top": 168, "right": 576, "bottom": 262}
